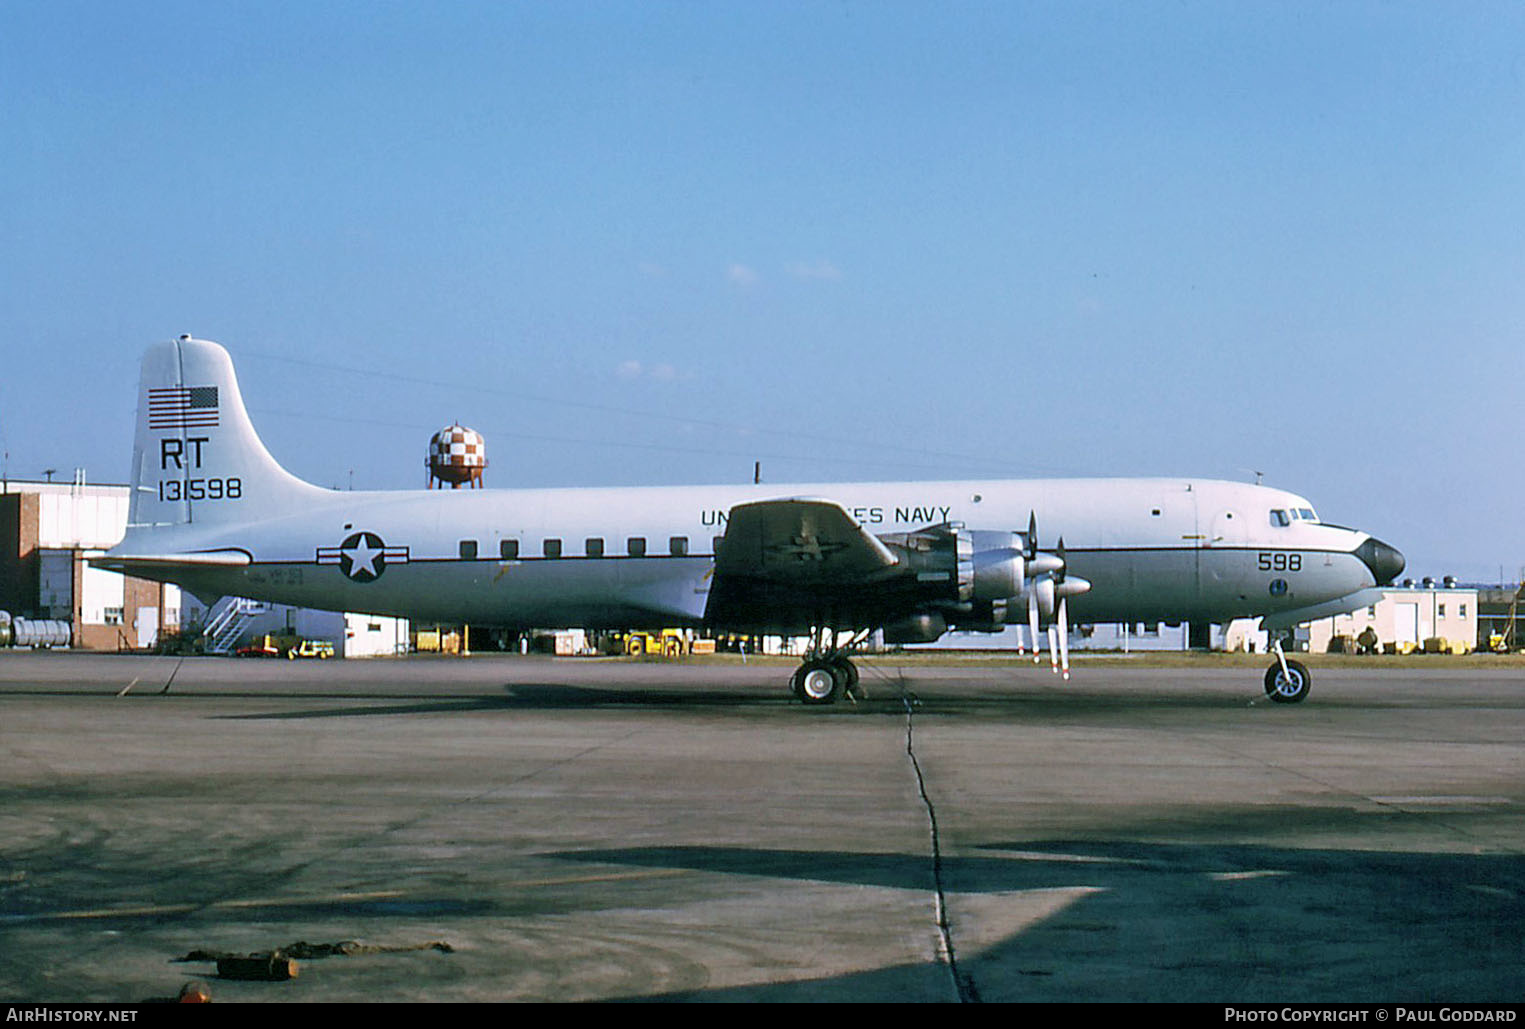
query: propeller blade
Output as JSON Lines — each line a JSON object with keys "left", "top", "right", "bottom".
{"left": 1035, "top": 577, "right": 1056, "bottom": 620}
{"left": 1058, "top": 596, "right": 1071, "bottom": 680}
{"left": 1028, "top": 588, "right": 1041, "bottom": 664}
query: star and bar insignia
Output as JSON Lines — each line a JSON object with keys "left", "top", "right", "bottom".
{"left": 316, "top": 532, "right": 410, "bottom": 583}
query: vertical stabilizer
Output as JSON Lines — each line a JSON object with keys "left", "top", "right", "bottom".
{"left": 127, "top": 336, "right": 327, "bottom": 531}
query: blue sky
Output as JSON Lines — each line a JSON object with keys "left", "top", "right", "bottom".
{"left": 1, "top": 2, "right": 1521, "bottom": 582}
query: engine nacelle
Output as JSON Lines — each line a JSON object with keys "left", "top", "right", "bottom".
{"left": 880, "top": 525, "right": 1031, "bottom": 607}
{"left": 955, "top": 599, "right": 1009, "bottom": 633}
{"left": 882, "top": 612, "right": 948, "bottom": 645}
{"left": 972, "top": 547, "right": 1024, "bottom": 602}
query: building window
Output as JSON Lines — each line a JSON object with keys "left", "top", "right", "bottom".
{"left": 627, "top": 536, "right": 647, "bottom": 557}
{"left": 585, "top": 537, "right": 604, "bottom": 558}
{"left": 669, "top": 536, "right": 688, "bottom": 557}
{"left": 500, "top": 538, "right": 519, "bottom": 560}
{"left": 459, "top": 540, "right": 478, "bottom": 560}
{"left": 104, "top": 607, "right": 124, "bottom": 626}
{"left": 543, "top": 538, "right": 562, "bottom": 559}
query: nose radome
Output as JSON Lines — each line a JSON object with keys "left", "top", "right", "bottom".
{"left": 1356, "top": 537, "right": 1405, "bottom": 586}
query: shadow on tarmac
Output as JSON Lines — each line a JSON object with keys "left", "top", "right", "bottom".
{"left": 199, "top": 680, "right": 1312, "bottom": 720}
{"left": 554, "top": 838, "right": 1525, "bottom": 1002}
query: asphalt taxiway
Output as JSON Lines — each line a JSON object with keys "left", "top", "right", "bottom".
{"left": 1, "top": 652, "right": 1521, "bottom": 1003}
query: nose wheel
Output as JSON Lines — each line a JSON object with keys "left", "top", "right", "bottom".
{"left": 1264, "top": 656, "right": 1311, "bottom": 703}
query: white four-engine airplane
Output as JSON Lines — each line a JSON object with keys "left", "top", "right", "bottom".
{"left": 95, "top": 336, "right": 1405, "bottom": 705}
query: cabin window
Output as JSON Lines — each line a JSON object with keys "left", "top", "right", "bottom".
{"left": 713, "top": 535, "right": 724, "bottom": 555}
{"left": 1438, "top": 603, "right": 1446, "bottom": 619}
{"left": 543, "top": 538, "right": 562, "bottom": 559}
{"left": 1151, "top": 508, "right": 1161, "bottom": 517}
{"left": 459, "top": 540, "right": 478, "bottom": 560}
{"left": 1270, "top": 509, "right": 1290, "bottom": 527}
{"left": 585, "top": 537, "right": 604, "bottom": 558}
{"left": 500, "top": 539, "right": 519, "bottom": 560}
{"left": 669, "top": 536, "right": 689, "bottom": 557}
{"left": 1460, "top": 604, "right": 1467, "bottom": 618}
{"left": 627, "top": 536, "right": 647, "bottom": 557}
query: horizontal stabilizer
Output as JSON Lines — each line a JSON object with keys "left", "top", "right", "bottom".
{"left": 91, "top": 549, "right": 252, "bottom": 573}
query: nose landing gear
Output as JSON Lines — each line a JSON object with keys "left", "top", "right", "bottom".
{"left": 1265, "top": 637, "right": 1311, "bottom": 703}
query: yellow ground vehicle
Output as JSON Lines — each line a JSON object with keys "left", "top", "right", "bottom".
{"left": 623, "top": 629, "right": 688, "bottom": 657}
{"left": 287, "top": 639, "right": 335, "bottom": 659}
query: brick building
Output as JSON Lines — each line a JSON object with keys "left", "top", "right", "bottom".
{"left": 1, "top": 477, "right": 180, "bottom": 649}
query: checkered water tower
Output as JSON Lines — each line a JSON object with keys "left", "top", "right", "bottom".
{"left": 427, "top": 424, "right": 487, "bottom": 489}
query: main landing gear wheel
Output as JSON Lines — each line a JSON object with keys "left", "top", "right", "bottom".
{"left": 1264, "top": 659, "right": 1311, "bottom": 703}
{"left": 830, "top": 656, "right": 864, "bottom": 701}
{"left": 795, "top": 661, "right": 840, "bottom": 705}
{"left": 799, "top": 661, "right": 860, "bottom": 707}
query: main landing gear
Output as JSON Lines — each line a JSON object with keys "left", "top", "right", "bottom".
{"left": 1264, "top": 637, "right": 1311, "bottom": 703}
{"left": 789, "top": 628, "right": 868, "bottom": 706}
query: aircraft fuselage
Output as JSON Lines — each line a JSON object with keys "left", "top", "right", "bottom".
{"left": 119, "top": 475, "right": 1388, "bottom": 632}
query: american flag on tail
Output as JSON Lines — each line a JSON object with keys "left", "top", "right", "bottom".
{"left": 148, "top": 386, "right": 219, "bottom": 430}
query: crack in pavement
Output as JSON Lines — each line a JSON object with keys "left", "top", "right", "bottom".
{"left": 885, "top": 668, "right": 979, "bottom": 1003}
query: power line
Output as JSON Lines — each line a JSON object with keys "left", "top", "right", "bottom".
{"left": 238, "top": 347, "right": 1073, "bottom": 477}
{"left": 248, "top": 406, "right": 1012, "bottom": 478}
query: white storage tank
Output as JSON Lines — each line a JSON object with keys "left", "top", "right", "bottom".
{"left": 12, "top": 618, "right": 71, "bottom": 648}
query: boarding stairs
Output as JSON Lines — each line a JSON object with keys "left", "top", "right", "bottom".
{"left": 203, "top": 597, "right": 271, "bottom": 655}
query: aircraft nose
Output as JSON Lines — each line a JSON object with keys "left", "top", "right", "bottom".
{"left": 1356, "top": 537, "right": 1405, "bottom": 586}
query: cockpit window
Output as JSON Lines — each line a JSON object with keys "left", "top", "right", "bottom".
{"left": 1270, "top": 509, "right": 1290, "bottom": 527}
{"left": 1297, "top": 508, "right": 1317, "bottom": 522}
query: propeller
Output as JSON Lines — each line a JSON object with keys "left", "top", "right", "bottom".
{"left": 1050, "top": 537, "right": 1093, "bottom": 680}
{"left": 1019, "top": 516, "right": 1093, "bottom": 680}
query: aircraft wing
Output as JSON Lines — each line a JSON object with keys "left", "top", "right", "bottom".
{"left": 705, "top": 498, "right": 907, "bottom": 633}
{"left": 1259, "top": 587, "right": 1387, "bottom": 631}
{"left": 716, "top": 498, "right": 897, "bottom": 581}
